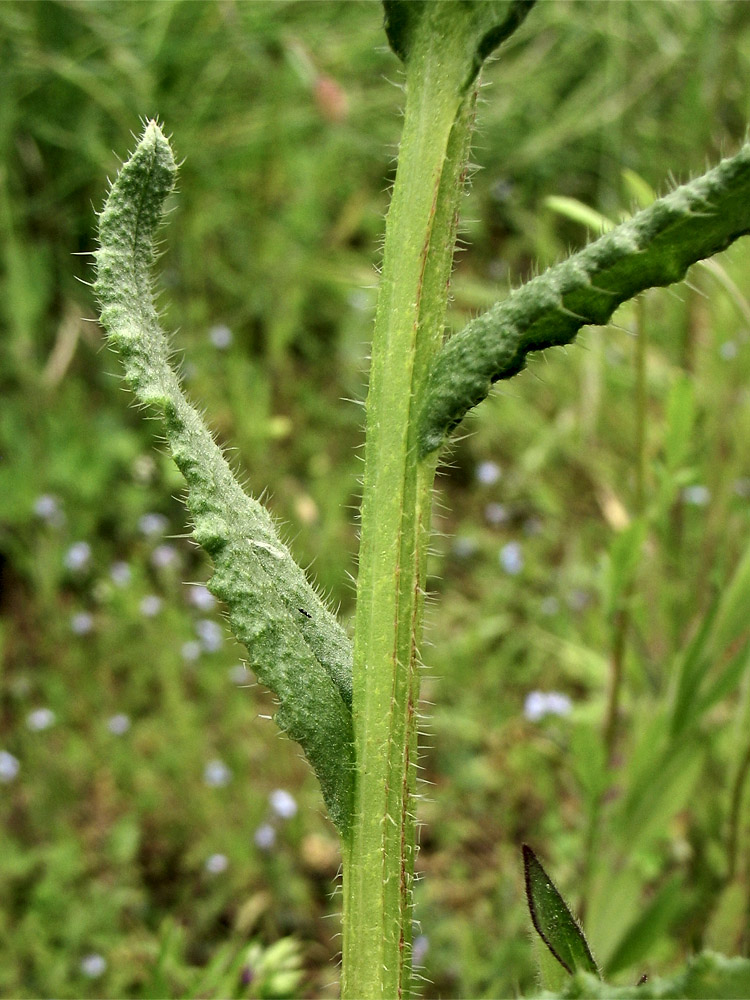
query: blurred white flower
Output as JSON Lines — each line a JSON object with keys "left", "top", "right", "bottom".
{"left": 138, "top": 512, "right": 168, "bottom": 537}
{"left": 452, "top": 536, "right": 478, "bottom": 560}
{"left": 196, "top": 618, "right": 223, "bottom": 652}
{"left": 412, "top": 934, "right": 429, "bottom": 965}
{"left": 204, "top": 759, "right": 231, "bottom": 788}
{"left": 140, "top": 594, "right": 162, "bottom": 618}
{"left": 34, "top": 494, "right": 63, "bottom": 524}
{"left": 205, "top": 852, "right": 229, "bottom": 874}
{"left": 110, "top": 561, "right": 132, "bottom": 586}
{"left": 499, "top": 541, "right": 524, "bottom": 575}
{"left": 209, "top": 324, "right": 233, "bottom": 349}
{"left": 269, "top": 788, "right": 298, "bottom": 820}
{"left": 0, "top": 751, "right": 20, "bottom": 782}
{"left": 181, "top": 640, "right": 202, "bottom": 663}
{"left": 188, "top": 585, "right": 215, "bottom": 611}
{"left": 720, "top": 341, "right": 738, "bottom": 360}
{"left": 64, "top": 541, "right": 91, "bottom": 572}
{"left": 484, "top": 502, "right": 508, "bottom": 526}
{"left": 71, "top": 611, "right": 94, "bottom": 636}
{"left": 682, "top": 484, "right": 711, "bottom": 507}
{"left": 524, "top": 691, "right": 572, "bottom": 722}
{"left": 80, "top": 953, "right": 107, "bottom": 979}
{"left": 229, "top": 663, "right": 250, "bottom": 685}
{"left": 27, "top": 708, "right": 56, "bottom": 732}
{"left": 151, "top": 544, "right": 177, "bottom": 569}
{"left": 476, "top": 460, "right": 501, "bottom": 485}
{"left": 107, "top": 713, "right": 131, "bottom": 735}
{"left": 254, "top": 823, "right": 276, "bottom": 851}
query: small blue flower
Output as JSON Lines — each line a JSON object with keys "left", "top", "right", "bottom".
{"left": 138, "top": 512, "right": 168, "bottom": 537}
{"left": 205, "top": 852, "right": 229, "bottom": 874}
{"left": 110, "top": 561, "right": 132, "bottom": 586}
{"left": 181, "top": 640, "right": 202, "bottom": 662}
{"left": 682, "top": 484, "right": 711, "bottom": 507}
{"left": 107, "top": 713, "right": 131, "bottom": 735}
{"left": 209, "top": 324, "right": 233, "bottom": 349}
{"left": 269, "top": 788, "right": 298, "bottom": 820}
{"left": 229, "top": 663, "right": 250, "bottom": 685}
{"left": 412, "top": 935, "right": 429, "bottom": 965}
{"left": 204, "top": 759, "right": 231, "bottom": 788}
{"left": 34, "top": 494, "right": 63, "bottom": 524}
{"left": 80, "top": 954, "right": 107, "bottom": 979}
{"left": 484, "top": 502, "right": 508, "bottom": 526}
{"left": 140, "top": 594, "right": 162, "bottom": 618}
{"left": 151, "top": 544, "right": 177, "bottom": 569}
{"left": 499, "top": 541, "right": 524, "bottom": 575}
{"left": 71, "top": 611, "right": 94, "bottom": 635}
{"left": 476, "top": 460, "right": 501, "bottom": 485}
{"left": 452, "top": 536, "right": 478, "bottom": 560}
{"left": 64, "top": 541, "right": 91, "bottom": 572}
{"left": 27, "top": 708, "right": 56, "bottom": 732}
{"left": 0, "top": 751, "right": 20, "bottom": 783}
{"left": 254, "top": 823, "right": 276, "bottom": 851}
{"left": 524, "top": 691, "right": 572, "bottom": 722}
{"left": 196, "top": 619, "right": 223, "bottom": 652}
{"left": 188, "top": 585, "right": 215, "bottom": 611}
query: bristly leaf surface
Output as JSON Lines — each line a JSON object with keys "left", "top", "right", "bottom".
{"left": 93, "top": 122, "right": 354, "bottom": 833}
{"left": 523, "top": 844, "right": 600, "bottom": 978}
{"left": 419, "top": 141, "right": 750, "bottom": 455}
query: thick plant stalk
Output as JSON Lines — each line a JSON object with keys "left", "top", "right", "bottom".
{"left": 93, "top": 122, "right": 355, "bottom": 833}
{"left": 341, "top": 4, "right": 534, "bottom": 997}
{"left": 418, "top": 141, "right": 750, "bottom": 456}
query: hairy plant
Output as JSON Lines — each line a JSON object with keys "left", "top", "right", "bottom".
{"left": 94, "top": 2, "right": 750, "bottom": 996}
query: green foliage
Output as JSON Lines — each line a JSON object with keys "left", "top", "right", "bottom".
{"left": 541, "top": 952, "right": 750, "bottom": 999}
{"left": 419, "top": 141, "right": 750, "bottom": 454}
{"left": 3, "top": 2, "right": 750, "bottom": 998}
{"left": 93, "top": 123, "right": 354, "bottom": 833}
{"left": 523, "top": 845, "right": 599, "bottom": 978}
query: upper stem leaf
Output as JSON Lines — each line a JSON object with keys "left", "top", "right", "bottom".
{"left": 419, "top": 141, "right": 750, "bottom": 456}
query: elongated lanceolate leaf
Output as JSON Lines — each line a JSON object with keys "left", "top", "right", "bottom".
{"left": 93, "top": 122, "right": 354, "bottom": 833}
{"left": 523, "top": 844, "right": 600, "bottom": 978}
{"left": 419, "top": 142, "right": 750, "bottom": 456}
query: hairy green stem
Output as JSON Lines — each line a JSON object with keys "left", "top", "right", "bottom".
{"left": 341, "top": 24, "right": 478, "bottom": 1000}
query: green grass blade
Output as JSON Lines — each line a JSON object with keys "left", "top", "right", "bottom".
{"left": 603, "top": 875, "right": 684, "bottom": 978}
{"left": 671, "top": 539, "right": 750, "bottom": 738}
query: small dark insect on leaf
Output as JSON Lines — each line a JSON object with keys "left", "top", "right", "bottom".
{"left": 522, "top": 844, "right": 600, "bottom": 978}
{"left": 637, "top": 974, "right": 649, "bottom": 986}
{"left": 298, "top": 608, "right": 312, "bottom": 619}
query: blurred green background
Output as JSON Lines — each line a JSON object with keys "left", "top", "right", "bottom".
{"left": 2, "top": 1, "right": 750, "bottom": 997}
